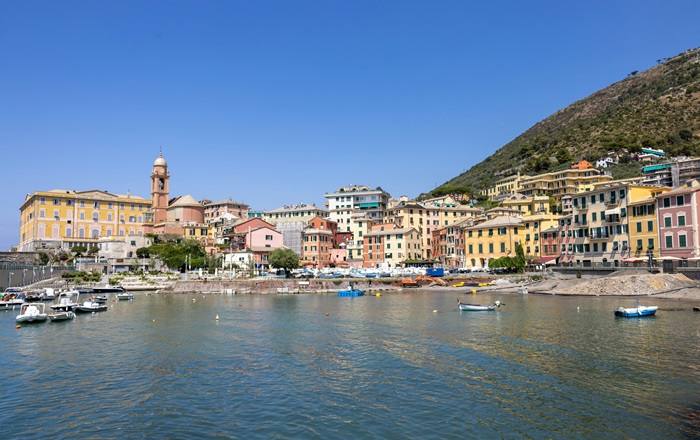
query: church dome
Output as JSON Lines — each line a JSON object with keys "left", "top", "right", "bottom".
{"left": 154, "top": 154, "right": 167, "bottom": 167}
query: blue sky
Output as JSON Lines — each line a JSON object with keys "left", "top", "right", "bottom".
{"left": 1, "top": 1, "right": 699, "bottom": 249}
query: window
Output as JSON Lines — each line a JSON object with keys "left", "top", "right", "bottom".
{"left": 647, "top": 220, "right": 653, "bottom": 232}
{"left": 500, "top": 242, "right": 506, "bottom": 252}
{"left": 468, "top": 244, "right": 473, "bottom": 254}
{"left": 636, "top": 239, "right": 643, "bottom": 250}
{"left": 592, "top": 212, "right": 597, "bottom": 222}
{"left": 665, "top": 235, "right": 673, "bottom": 248}
{"left": 663, "top": 198, "right": 670, "bottom": 208}
{"left": 678, "top": 215, "right": 686, "bottom": 226}
{"left": 664, "top": 217, "right": 672, "bottom": 227}
{"left": 265, "top": 234, "right": 273, "bottom": 240}
{"left": 679, "top": 235, "right": 687, "bottom": 248}
{"left": 478, "top": 244, "right": 483, "bottom": 254}
{"left": 636, "top": 222, "right": 642, "bottom": 233}
{"left": 676, "top": 196, "right": 684, "bottom": 206}
{"left": 648, "top": 238, "right": 654, "bottom": 249}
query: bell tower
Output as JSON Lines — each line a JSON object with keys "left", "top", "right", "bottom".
{"left": 151, "top": 151, "right": 169, "bottom": 224}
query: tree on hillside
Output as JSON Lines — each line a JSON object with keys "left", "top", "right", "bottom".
{"left": 268, "top": 248, "right": 299, "bottom": 277}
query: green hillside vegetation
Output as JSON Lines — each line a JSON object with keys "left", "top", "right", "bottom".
{"left": 431, "top": 48, "right": 700, "bottom": 197}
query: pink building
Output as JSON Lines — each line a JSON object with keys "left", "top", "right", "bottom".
{"left": 247, "top": 226, "right": 283, "bottom": 250}
{"left": 657, "top": 181, "right": 700, "bottom": 259}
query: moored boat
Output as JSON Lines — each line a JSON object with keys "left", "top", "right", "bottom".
{"left": 94, "top": 295, "right": 108, "bottom": 303}
{"left": 92, "top": 286, "right": 125, "bottom": 293}
{"left": 49, "top": 311, "right": 75, "bottom": 322}
{"left": 43, "top": 288, "right": 56, "bottom": 301}
{"left": 338, "top": 289, "right": 365, "bottom": 297}
{"left": 458, "top": 300, "right": 503, "bottom": 312}
{"left": 75, "top": 298, "right": 108, "bottom": 313}
{"left": 16, "top": 303, "right": 48, "bottom": 323}
{"left": 614, "top": 305, "right": 658, "bottom": 318}
{"left": 50, "top": 291, "right": 79, "bottom": 311}
{"left": 116, "top": 292, "right": 134, "bottom": 301}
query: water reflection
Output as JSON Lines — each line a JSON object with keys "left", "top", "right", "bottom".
{"left": 0, "top": 291, "right": 698, "bottom": 438}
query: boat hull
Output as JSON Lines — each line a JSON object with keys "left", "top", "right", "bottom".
{"left": 458, "top": 303, "right": 496, "bottom": 312}
{"left": 92, "top": 287, "right": 125, "bottom": 293}
{"left": 614, "top": 306, "right": 658, "bottom": 318}
{"left": 75, "top": 305, "right": 108, "bottom": 313}
{"left": 338, "top": 290, "right": 365, "bottom": 297}
{"left": 49, "top": 312, "right": 75, "bottom": 321}
{"left": 16, "top": 315, "right": 47, "bottom": 323}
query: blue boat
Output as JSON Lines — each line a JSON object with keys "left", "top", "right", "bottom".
{"left": 614, "top": 305, "right": 658, "bottom": 318}
{"left": 338, "top": 289, "right": 365, "bottom": 297}
{"left": 426, "top": 268, "right": 445, "bottom": 277}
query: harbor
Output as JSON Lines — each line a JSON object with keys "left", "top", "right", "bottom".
{"left": 1, "top": 290, "right": 698, "bottom": 438}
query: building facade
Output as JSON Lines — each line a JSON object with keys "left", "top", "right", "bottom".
{"left": 362, "top": 224, "right": 421, "bottom": 268}
{"left": 262, "top": 204, "right": 328, "bottom": 256}
{"left": 19, "top": 189, "right": 151, "bottom": 252}
{"left": 657, "top": 182, "right": 700, "bottom": 259}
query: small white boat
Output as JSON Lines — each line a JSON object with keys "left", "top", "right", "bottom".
{"left": 615, "top": 305, "right": 658, "bottom": 318}
{"left": 458, "top": 300, "right": 503, "bottom": 312}
{"left": 49, "top": 311, "right": 75, "bottom": 321}
{"left": 75, "top": 298, "right": 108, "bottom": 313}
{"left": 116, "top": 292, "right": 134, "bottom": 301}
{"left": 50, "top": 291, "right": 79, "bottom": 311}
{"left": 16, "top": 303, "right": 48, "bottom": 323}
{"left": 43, "top": 288, "right": 56, "bottom": 300}
{"left": 518, "top": 286, "right": 528, "bottom": 295}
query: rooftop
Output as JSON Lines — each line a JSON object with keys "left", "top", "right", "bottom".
{"left": 466, "top": 216, "right": 522, "bottom": 230}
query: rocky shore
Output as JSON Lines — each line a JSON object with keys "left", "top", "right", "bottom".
{"left": 528, "top": 272, "right": 700, "bottom": 301}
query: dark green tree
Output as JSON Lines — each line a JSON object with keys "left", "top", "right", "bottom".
{"left": 268, "top": 248, "right": 299, "bottom": 277}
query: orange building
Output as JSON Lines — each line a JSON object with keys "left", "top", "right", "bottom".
{"left": 302, "top": 216, "right": 338, "bottom": 268}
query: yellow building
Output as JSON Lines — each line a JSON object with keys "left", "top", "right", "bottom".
{"left": 628, "top": 193, "right": 667, "bottom": 258}
{"left": 464, "top": 216, "right": 522, "bottom": 268}
{"left": 387, "top": 200, "right": 481, "bottom": 260}
{"left": 463, "top": 212, "right": 560, "bottom": 268}
{"left": 500, "top": 194, "right": 551, "bottom": 216}
{"left": 481, "top": 173, "right": 529, "bottom": 200}
{"left": 519, "top": 166, "right": 612, "bottom": 200}
{"left": 19, "top": 189, "right": 151, "bottom": 251}
{"left": 567, "top": 183, "right": 669, "bottom": 265}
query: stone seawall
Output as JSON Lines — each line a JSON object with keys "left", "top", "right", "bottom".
{"left": 165, "top": 278, "right": 403, "bottom": 294}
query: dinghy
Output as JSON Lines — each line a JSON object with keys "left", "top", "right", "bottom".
{"left": 75, "top": 299, "right": 108, "bottom": 313}
{"left": 116, "top": 292, "right": 134, "bottom": 300}
{"left": 338, "top": 289, "right": 364, "bottom": 297}
{"left": 16, "top": 303, "right": 48, "bottom": 323}
{"left": 458, "top": 300, "right": 503, "bottom": 312}
{"left": 49, "top": 311, "right": 75, "bottom": 322}
{"left": 51, "top": 291, "right": 79, "bottom": 311}
{"left": 614, "top": 305, "right": 658, "bottom": 318}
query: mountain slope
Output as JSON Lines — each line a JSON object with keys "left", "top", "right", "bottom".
{"left": 431, "top": 48, "right": 700, "bottom": 197}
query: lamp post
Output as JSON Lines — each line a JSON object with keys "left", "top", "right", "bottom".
{"left": 9, "top": 272, "right": 14, "bottom": 288}
{"left": 22, "top": 269, "right": 27, "bottom": 286}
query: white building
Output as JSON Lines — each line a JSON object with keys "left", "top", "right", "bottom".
{"left": 324, "top": 185, "right": 390, "bottom": 264}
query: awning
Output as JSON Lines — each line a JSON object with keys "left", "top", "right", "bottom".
{"left": 655, "top": 256, "right": 681, "bottom": 261}
{"left": 605, "top": 208, "right": 621, "bottom": 216}
{"left": 622, "top": 257, "right": 644, "bottom": 263}
{"left": 532, "top": 256, "right": 557, "bottom": 265}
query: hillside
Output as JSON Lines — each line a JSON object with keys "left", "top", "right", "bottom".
{"left": 431, "top": 48, "right": 700, "bottom": 197}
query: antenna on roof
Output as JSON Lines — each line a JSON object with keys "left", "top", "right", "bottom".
{"left": 159, "top": 146, "right": 163, "bottom": 157}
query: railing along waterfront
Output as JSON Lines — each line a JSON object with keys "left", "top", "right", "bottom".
{"left": 0, "top": 263, "right": 74, "bottom": 290}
